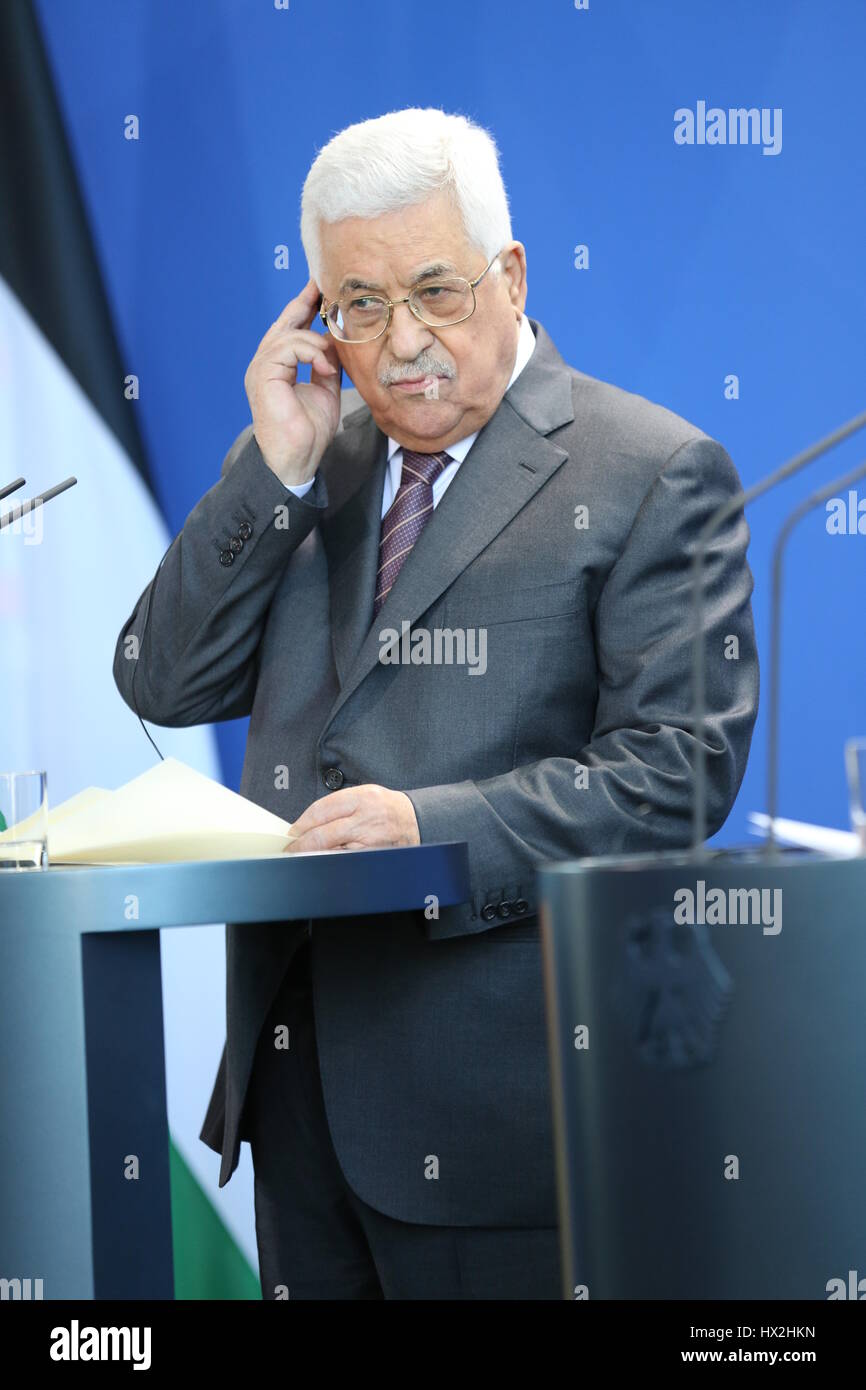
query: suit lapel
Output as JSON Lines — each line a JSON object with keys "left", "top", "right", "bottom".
{"left": 322, "top": 318, "right": 576, "bottom": 726}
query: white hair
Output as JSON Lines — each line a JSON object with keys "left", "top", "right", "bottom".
{"left": 300, "top": 107, "right": 512, "bottom": 286}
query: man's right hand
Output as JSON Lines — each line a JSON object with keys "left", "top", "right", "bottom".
{"left": 244, "top": 279, "right": 343, "bottom": 487}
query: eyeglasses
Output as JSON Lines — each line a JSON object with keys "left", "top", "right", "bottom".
{"left": 319, "top": 249, "right": 504, "bottom": 344}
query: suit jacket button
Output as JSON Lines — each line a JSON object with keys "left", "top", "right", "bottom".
{"left": 480, "top": 904, "right": 497, "bottom": 922}
{"left": 497, "top": 900, "right": 513, "bottom": 919}
{"left": 238, "top": 521, "right": 253, "bottom": 541}
{"left": 323, "top": 767, "right": 344, "bottom": 790}
{"left": 514, "top": 898, "right": 529, "bottom": 915}
{"left": 229, "top": 535, "right": 243, "bottom": 553}
{"left": 219, "top": 549, "right": 234, "bottom": 566}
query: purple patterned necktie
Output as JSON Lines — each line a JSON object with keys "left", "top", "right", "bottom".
{"left": 373, "top": 449, "right": 453, "bottom": 617}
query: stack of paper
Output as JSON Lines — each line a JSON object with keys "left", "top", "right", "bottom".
{"left": 0, "top": 758, "right": 296, "bottom": 864}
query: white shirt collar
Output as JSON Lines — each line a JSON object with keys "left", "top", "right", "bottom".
{"left": 386, "top": 313, "right": 536, "bottom": 465}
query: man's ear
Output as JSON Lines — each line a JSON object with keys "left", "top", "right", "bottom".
{"left": 501, "top": 242, "right": 527, "bottom": 313}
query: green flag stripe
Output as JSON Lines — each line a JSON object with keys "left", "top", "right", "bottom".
{"left": 169, "top": 1138, "right": 261, "bottom": 1300}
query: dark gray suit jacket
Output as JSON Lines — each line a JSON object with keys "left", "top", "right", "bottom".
{"left": 113, "top": 317, "right": 759, "bottom": 1227}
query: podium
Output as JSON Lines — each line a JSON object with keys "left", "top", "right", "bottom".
{"left": 0, "top": 843, "right": 469, "bottom": 1300}
{"left": 538, "top": 848, "right": 866, "bottom": 1300}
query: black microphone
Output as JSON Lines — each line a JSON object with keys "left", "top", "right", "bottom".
{"left": 0, "top": 475, "right": 77, "bottom": 530}
{"left": 0, "top": 476, "right": 26, "bottom": 502}
{"left": 764, "top": 456, "right": 866, "bottom": 853}
{"left": 691, "top": 409, "right": 866, "bottom": 852}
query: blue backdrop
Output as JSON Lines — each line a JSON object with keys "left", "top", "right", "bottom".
{"left": 36, "top": 0, "right": 866, "bottom": 843}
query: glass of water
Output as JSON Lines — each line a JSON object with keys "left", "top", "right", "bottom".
{"left": 845, "top": 738, "right": 866, "bottom": 854}
{"left": 0, "top": 770, "right": 49, "bottom": 869}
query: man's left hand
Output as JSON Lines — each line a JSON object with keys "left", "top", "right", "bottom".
{"left": 285, "top": 784, "right": 421, "bottom": 852}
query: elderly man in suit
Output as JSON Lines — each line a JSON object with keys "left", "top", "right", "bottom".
{"left": 114, "top": 106, "right": 759, "bottom": 1300}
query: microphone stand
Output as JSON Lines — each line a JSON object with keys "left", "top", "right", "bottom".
{"left": 691, "top": 409, "right": 866, "bottom": 853}
{"left": 765, "top": 457, "right": 866, "bottom": 853}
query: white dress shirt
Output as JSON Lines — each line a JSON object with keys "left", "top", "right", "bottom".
{"left": 285, "top": 313, "right": 536, "bottom": 515}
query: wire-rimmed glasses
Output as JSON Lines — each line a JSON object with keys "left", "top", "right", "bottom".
{"left": 319, "top": 249, "right": 504, "bottom": 344}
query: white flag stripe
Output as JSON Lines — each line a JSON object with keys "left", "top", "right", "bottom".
{"left": 0, "top": 274, "right": 258, "bottom": 1269}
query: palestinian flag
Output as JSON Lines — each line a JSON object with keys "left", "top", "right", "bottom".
{"left": 0, "top": 0, "right": 258, "bottom": 1298}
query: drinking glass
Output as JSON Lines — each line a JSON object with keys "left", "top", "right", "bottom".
{"left": 0, "top": 770, "right": 49, "bottom": 869}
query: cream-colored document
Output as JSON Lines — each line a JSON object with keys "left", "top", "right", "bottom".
{"left": 0, "top": 758, "right": 296, "bottom": 864}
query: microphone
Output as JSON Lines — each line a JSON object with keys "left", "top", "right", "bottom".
{"left": 691, "top": 409, "right": 866, "bottom": 852}
{"left": 0, "top": 475, "right": 78, "bottom": 530}
{"left": 764, "top": 455, "right": 866, "bottom": 853}
{"left": 0, "top": 465, "right": 167, "bottom": 760}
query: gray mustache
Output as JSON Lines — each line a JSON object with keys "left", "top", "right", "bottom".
{"left": 378, "top": 355, "right": 456, "bottom": 386}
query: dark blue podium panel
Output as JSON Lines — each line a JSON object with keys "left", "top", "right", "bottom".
{"left": 538, "top": 849, "right": 866, "bottom": 1300}
{"left": 0, "top": 844, "right": 469, "bottom": 1299}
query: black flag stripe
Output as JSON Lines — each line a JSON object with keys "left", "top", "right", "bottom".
{"left": 0, "top": 0, "right": 155, "bottom": 495}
